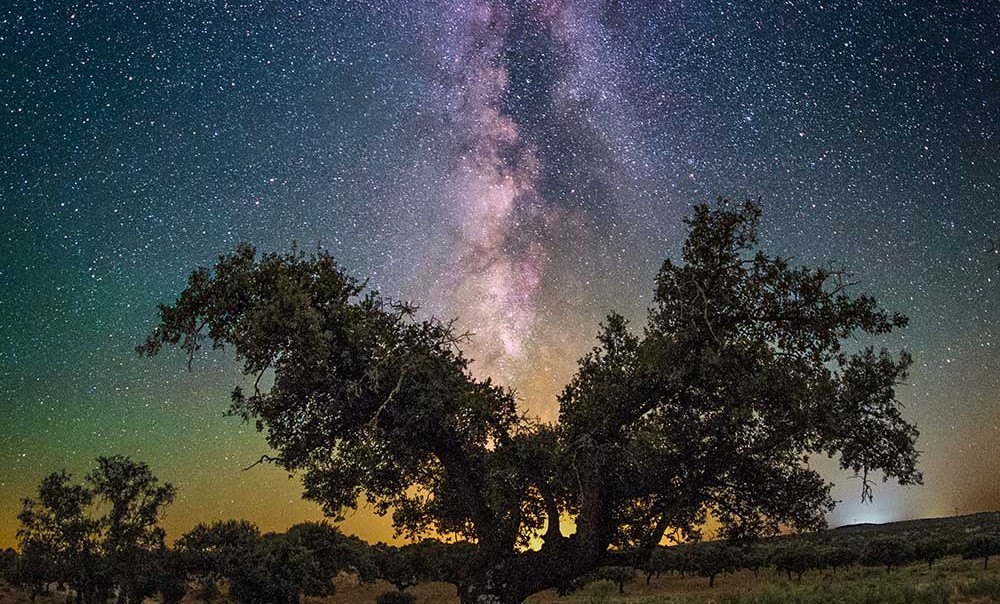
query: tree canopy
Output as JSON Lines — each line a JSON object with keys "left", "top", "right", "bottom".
{"left": 16, "top": 456, "right": 175, "bottom": 604}
{"left": 175, "top": 519, "right": 375, "bottom": 604}
{"left": 140, "top": 200, "right": 921, "bottom": 603}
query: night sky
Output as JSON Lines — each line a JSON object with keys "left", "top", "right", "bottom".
{"left": 2, "top": 0, "right": 999, "bottom": 549}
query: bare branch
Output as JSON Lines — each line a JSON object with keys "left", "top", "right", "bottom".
{"left": 243, "top": 454, "right": 283, "bottom": 471}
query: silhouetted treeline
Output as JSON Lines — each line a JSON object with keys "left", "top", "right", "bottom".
{"left": 4, "top": 456, "right": 1000, "bottom": 602}
{"left": 1, "top": 456, "right": 481, "bottom": 603}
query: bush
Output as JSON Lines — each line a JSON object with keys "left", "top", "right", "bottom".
{"left": 377, "top": 590, "right": 416, "bottom": 604}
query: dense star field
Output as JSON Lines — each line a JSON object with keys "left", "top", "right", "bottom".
{"left": 1, "top": 0, "right": 998, "bottom": 549}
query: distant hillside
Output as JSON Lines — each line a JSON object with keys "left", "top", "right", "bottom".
{"left": 830, "top": 511, "right": 1000, "bottom": 537}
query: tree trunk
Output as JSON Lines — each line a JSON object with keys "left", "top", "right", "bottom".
{"left": 460, "top": 542, "right": 602, "bottom": 604}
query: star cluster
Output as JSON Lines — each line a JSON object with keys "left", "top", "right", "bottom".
{"left": 1, "top": 0, "right": 998, "bottom": 547}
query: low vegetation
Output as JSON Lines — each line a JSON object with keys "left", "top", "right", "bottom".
{"left": 2, "top": 510, "right": 999, "bottom": 603}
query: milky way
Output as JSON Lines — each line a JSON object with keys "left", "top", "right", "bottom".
{"left": 420, "top": 0, "right": 635, "bottom": 380}
{"left": 1, "top": 0, "right": 999, "bottom": 546}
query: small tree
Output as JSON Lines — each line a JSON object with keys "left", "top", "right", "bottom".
{"left": 586, "top": 566, "right": 636, "bottom": 595}
{"left": 962, "top": 534, "right": 1000, "bottom": 570}
{"left": 16, "top": 471, "right": 108, "bottom": 603}
{"left": 819, "top": 545, "right": 857, "bottom": 573}
{"left": 642, "top": 547, "right": 670, "bottom": 584}
{"left": 15, "top": 459, "right": 175, "bottom": 604}
{"left": 87, "top": 455, "right": 176, "bottom": 604}
{"left": 286, "top": 521, "right": 378, "bottom": 590}
{"left": 175, "top": 519, "right": 262, "bottom": 600}
{"left": 179, "top": 522, "right": 330, "bottom": 604}
{"left": 372, "top": 543, "right": 420, "bottom": 592}
{"left": 689, "top": 542, "right": 737, "bottom": 588}
{"left": 738, "top": 545, "right": 768, "bottom": 578}
{"left": 408, "top": 538, "right": 475, "bottom": 595}
{"left": 152, "top": 547, "right": 189, "bottom": 604}
{"left": 861, "top": 536, "right": 913, "bottom": 573}
{"left": 913, "top": 536, "right": 948, "bottom": 570}
{"left": 770, "top": 541, "right": 819, "bottom": 582}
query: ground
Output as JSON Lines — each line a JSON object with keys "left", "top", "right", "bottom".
{"left": 2, "top": 556, "right": 998, "bottom": 604}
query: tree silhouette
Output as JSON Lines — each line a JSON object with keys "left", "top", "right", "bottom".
{"left": 913, "top": 535, "right": 948, "bottom": 570}
{"left": 861, "top": 536, "right": 913, "bottom": 572}
{"left": 16, "top": 459, "right": 175, "bottom": 604}
{"left": 962, "top": 533, "right": 1000, "bottom": 569}
{"left": 0, "top": 547, "right": 16, "bottom": 580}
{"left": 286, "top": 521, "right": 378, "bottom": 587}
{"left": 17, "top": 471, "right": 108, "bottom": 603}
{"left": 87, "top": 455, "right": 176, "bottom": 604}
{"left": 140, "top": 200, "right": 922, "bottom": 604}
{"left": 372, "top": 543, "right": 420, "bottom": 592}
{"left": 688, "top": 542, "right": 737, "bottom": 588}
{"left": 377, "top": 591, "right": 417, "bottom": 604}
{"left": 770, "top": 541, "right": 819, "bottom": 581}
{"left": 177, "top": 519, "right": 374, "bottom": 604}
{"left": 176, "top": 519, "right": 261, "bottom": 599}
{"left": 819, "top": 544, "right": 857, "bottom": 573}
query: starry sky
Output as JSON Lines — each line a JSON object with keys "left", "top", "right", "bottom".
{"left": 2, "top": 0, "right": 999, "bottom": 549}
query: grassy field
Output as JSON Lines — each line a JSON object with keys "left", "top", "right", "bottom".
{"left": 3, "top": 556, "right": 999, "bottom": 604}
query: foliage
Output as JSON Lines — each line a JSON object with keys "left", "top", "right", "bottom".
{"left": 0, "top": 548, "right": 17, "bottom": 582}
{"left": 176, "top": 518, "right": 262, "bottom": 582}
{"left": 14, "top": 458, "right": 177, "bottom": 603}
{"left": 140, "top": 200, "right": 922, "bottom": 603}
{"left": 737, "top": 545, "right": 768, "bottom": 578}
{"left": 16, "top": 470, "right": 108, "bottom": 602}
{"left": 860, "top": 536, "right": 914, "bottom": 571}
{"left": 769, "top": 540, "right": 818, "bottom": 581}
{"left": 88, "top": 455, "right": 176, "bottom": 603}
{"left": 688, "top": 542, "right": 738, "bottom": 587}
{"left": 286, "top": 521, "right": 379, "bottom": 585}
{"left": 818, "top": 544, "right": 857, "bottom": 573}
{"left": 176, "top": 519, "right": 377, "bottom": 603}
{"left": 912, "top": 535, "right": 948, "bottom": 569}
{"left": 961, "top": 533, "right": 1000, "bottom": 569}
{"left": 372, "top": 543, "right": 420, "bottom": 592}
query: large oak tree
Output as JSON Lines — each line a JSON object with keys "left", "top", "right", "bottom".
{"left": 140, "top": 200, "right": 921, "bottom": 603}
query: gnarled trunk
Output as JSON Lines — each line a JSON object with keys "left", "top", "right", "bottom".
{"left": 460, "top": 535, "right": 607, "bottom": 604}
